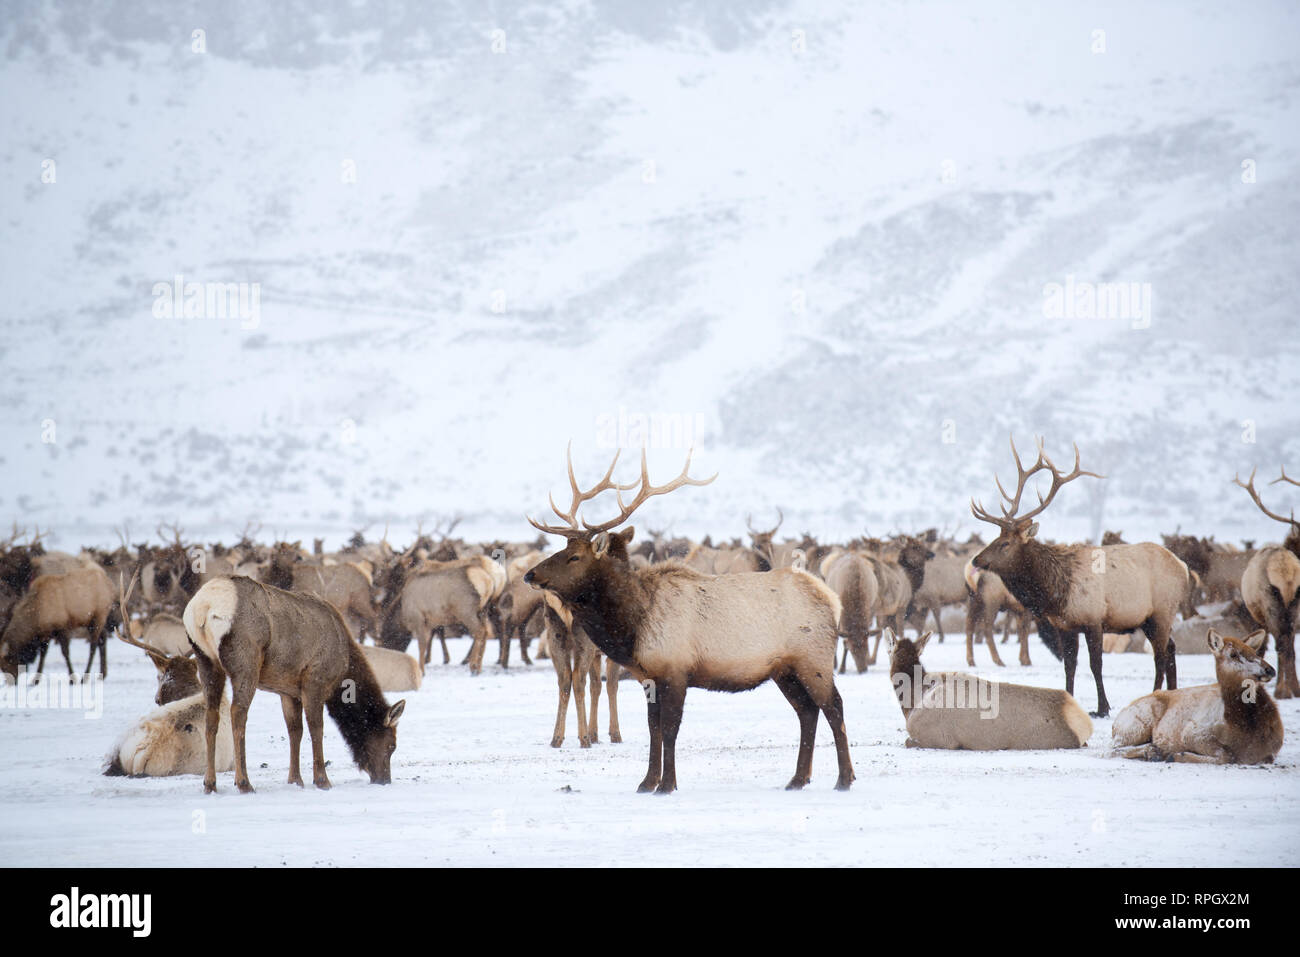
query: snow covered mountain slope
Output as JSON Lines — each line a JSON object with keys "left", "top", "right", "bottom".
{"left": 1, "top": 1, "right": 1298, "bottom": 548}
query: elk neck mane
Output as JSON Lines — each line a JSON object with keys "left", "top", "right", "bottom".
{"left": 998, "top": 539, "right": 1073, "bottom": 619}
{"left": 324, "top": 639, "right": 390, "bottom": 765}
{"left": 564, "top": 560, "right": 687, "bottom": 668}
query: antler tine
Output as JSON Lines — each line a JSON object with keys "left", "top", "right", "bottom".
{"left": 582, "top": 446, "right": 717, "bottom": 534}
{"left": 973, "top": 437, "right": 1100, "bottom": 529}
{"left": 1271, "top": 467, "right": 1300, "bottom": 488}
{"left": 1234, "top": 468, "right": 1296, "bottom": 525}
{"left": 527, "top": 442, "right": 627, "bottom": 537}
{"left": 113, "top": 569, "right": 167, "bottom": 659}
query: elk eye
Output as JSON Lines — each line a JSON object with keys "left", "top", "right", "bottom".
{"left": 568, "top": 555, "right": 581, "bottom": 563}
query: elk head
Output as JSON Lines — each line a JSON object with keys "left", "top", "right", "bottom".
{"left": 1208, "top": 628, "right": 1273, "bottom": 686}
{"left": 970, "top": 437, "right": 1102, "bottom": 578}
{"left": 746, "top": 508, "right": 784, "bottom": 563}
{"left": 1234, "top": 468, "right": 1300, "bottom": 556}
{"left": 115, "top": 571, "right": 202, "bottom": 704}
{"left": 523, "top": 444, "right": 715, "bottom": 606}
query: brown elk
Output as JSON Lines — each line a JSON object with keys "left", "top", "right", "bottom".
{"left": 523, "top": 445, "right": 854, "bottom": 793}
{"left": 264, "top": 543, "right": 379, "bottom": 642}
{"left": 886, "top": 630, "right": 1092, "bottom": 750}
{"left": 540, "top": 591, "right": 621, "bottom": 747}
{"left": 377, "top": 554, "right": 502, "bottom": 674}
{"left": 970, "top": 438, "right": 1188, "bottom": 717}
{"left": 905, "top": 542, "right": 975, "bottom": 643}
{"left": 183, "top": 577, "right": 405, "bottom": 792}
{"left": 0, "top": 564, "right": 117, "bottom": 680}
{"left": 1112, "top": 629, "right": 1283, "bottom": 764}
{"left": 1232, "top": 468, "right": 1300, "bottom": 697}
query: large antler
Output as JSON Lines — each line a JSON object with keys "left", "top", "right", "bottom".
{"left": 113, "top": 570, "right": 173, "bottom": 662}
{"left": 970, "top": 436, "right": 1102, "bottom": 530}
{"left": 747, "top": 508, "right": 784, "bottom": 538}
{"left": 1234, "top": 468, "right": 1297, "bottom": 526}
{"left": 527, "top": 443, "right": 716, "bottom": 536}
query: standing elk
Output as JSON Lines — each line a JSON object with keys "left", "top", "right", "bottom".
{"left": 0, "top": 564, "right": 117, "bottom": 681}
{"left": 1232, "top": 468, "right": 1300, "bottom": 697}
{"left": 1111, "top": 629, "right": 1282, "bottom": 764}
{"left": 963, "top": 559, "right": 1032, "bottom": 667}
{"left": 264, "top": 543, "right": 379, "bottom": 642}
{"left": 540, "top": 591, "right": 621, "bottom": 747}
{"left": 184, "top": 577, "right": 405, "bottom": 793}
{"left": 523, "top": 445, "right": 854, "bottom": 793}
{"left": 822, "top": 550, "right": 878, "bottom": 673}
{"left": 378, "top": 554, "right": 503, "bottom": 674}
{"left": 969, "top": 437, "right": 1188, "bottom": 717}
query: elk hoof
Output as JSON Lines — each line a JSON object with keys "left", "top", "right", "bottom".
{"left": 1276, "top": 686, "right": 1295, "bottom": 700}
{"left": 314, "top": 777, "right": 331, "bottom": 790}
{"left": 785, "top": 777, "right": 808, "bottom": 791}
{"left": 236, "top": 781, "right": 255, "bottom": 794}
{"left": 1089, "top": 709, "right": 1110, "bottom": 719}
{"left": 654, "top": 782, "right": 676, "bottom": 795}
{"left": 288, "top": 775, "right": 304, "bottom": 788}
{"left": 550, "top": 736, "right": 563, "bottom": 748}
{"left": 203, "top": 781, "right": 217, "bottom": 794}
{"left": 834, "top": 778, "right": 853, "bottom": 791}
{"left": 610, "top": 731, "right": 622, "bottom": 744}
{"left": 636, "top": 777, "right": 660, "bottom": 793}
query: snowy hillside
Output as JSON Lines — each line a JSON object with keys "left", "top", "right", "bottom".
{"left": 2, "top": 0, "right": 1299, "bottom": 548}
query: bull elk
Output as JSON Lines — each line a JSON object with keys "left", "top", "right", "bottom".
{"left": 1111, "top": 629, "right": 1283, "bottom": 764}
{"left": 183, "top": 577, "right": 406, "bottom": 793}
{"left": 970, "top": 437, "right": 1188, "bottom": 717}
{"left": 523, "top": 444, "right": 854, "bottom": 793}
{"left": 1232, "top": 468, "right": 1300, "bottom": 697}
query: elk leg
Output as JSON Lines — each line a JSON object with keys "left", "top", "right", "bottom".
{"left": 56, "top": 632, "right": 74, "bottom": 678}
{"left": 838, "top": 640, "right": 849, "bottom": 674}
{"left": 774, "top": 673, "right": 818, "bottom": 789}
{"left": 586, "top": 653, "right": 602, "bottom": 744}
{"left": 934, "top": 607, "right": 945, "bottom": 644}
{"left": 438, "top": 627, "right": 450, "bottom": 665}
{"left": 637, "top": 682, "right": 662, "bottom": 793}
{"left": 985, "top": 613, "right": 1005, "bottom": 667}
{"left": 196, "top": 655, "right": 226, "bottom": 793}
{"left": 655, "top": 680, "right": 685, "bottom": 794}
{"left": 797, "top": 665, "right": 854, "bottom": 790}
{"left": 229, "top": 673, "right": 258, "bottom": 793}
{"left": 605, "top": 657, "right": 622, "bottom": 743}
{"left": 281, "top": 695, "right": 304, "bottom": 787}
{"left": 1083, "top": 627, "right": 1109, "bottom": 718}
{"left": 965, "top": 601, "right": 977, "bottom": 667}
{"left": 1061, "top": 627, "right": 1079, "bottom": 697}
{"left": 1148, "top": 614, "right": 1176, "bottom": 691}
{"left": 1018, "top": 614, "right": 1031, "bottom": 666}
{"left": 868, "top": 629, "right": 883, "bottom": 666}
{"left": 519, "top": 628, "right": 533, "bottom": 666}
{"left": 415, "top": 628, "right": 431, "bottom": 676}
{"left": 572, "top": 648, "right": 591, "bottom": 747}
{"left": 303, "top": 691, "right": 331, "bottom": 789}
{"left": 550, "top": 641, "right": 572, "bottom": 748}
{"left": 1279, "top": 608, "right": 1299, "bottom": 698}
{"left": 33, "top": 638, "right": 51, "bottom": 683}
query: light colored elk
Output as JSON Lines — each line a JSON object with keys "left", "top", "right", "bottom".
{"left": 265, "top": 544, "right": 379, "bottom": 642}
{"left": 823, "top": 551, "right": 878, "bottom": 673}
{"left": 523, "top": 444, "right": 854, "bottom": 792}
{"left": 0, "top": 564, "right": 117, "bottom": 680}
{"left": 906, "top": 543, "right": 975, "bottom": 643}
{"left": 970, "top": 437, "right": 1188, "bottom": 717}
{"left": 540, "top": 591, "right": 621, "bottom": 747}
{"left": 885, "top": 629, "right": 1092, "bottom": 750}
{"left": 1112, "top": 629, "right": 1283, "bottom": 764}
{"left": 184, "top": 577, "right": 405, "bottom": 792}
{"left": 359, "top": 644, "right": 422, "bottom": 692}
{"left": 1232, "top": 469, "right": 1300, "bottom": 697}
{"left": 963, "top": 558, "right": 1032, "bottom": 667}
{"left": 379, "top": 555, "right": 502, "bottom": 674}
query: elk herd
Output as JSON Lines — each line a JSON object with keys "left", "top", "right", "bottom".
{"left": 0, "top": 436, "right": 1293, "bottom": 792}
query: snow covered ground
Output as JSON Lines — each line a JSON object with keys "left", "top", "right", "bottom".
{"left": 2, "top": 634, "right": 1296, "bottom": 867}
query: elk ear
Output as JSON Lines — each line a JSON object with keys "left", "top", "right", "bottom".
{"left": 385, "top": 700, "right": 406, "bottom": 728}
{"left": 1206, "top": 629, "right": 1225, "bottom": 654}
{"left": 1024, "top": 522, "right": 1039, "bottom": 540}
{"left": 617, "top": 526, "right": 635, "bottom": 547}
{"left": 882, "top": 627, "right": 897, "bottom": 655}
{"left": 914, "top": 631, "right": 933, "bottom": 656}
{"left": 591, "top": 532, "right": 611, "bottom": 558}
{"left": 1243, "top": 629, "right": 1267, "bottom": 653}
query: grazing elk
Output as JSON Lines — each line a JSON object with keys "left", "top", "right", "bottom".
{"left": 886, "top": 630, "right": 1092, "bottom": 750}
{"left": 822, "top": 550, "right": 878, "bottom": 673}
{"left": 523, "top": 445, "right": 854, "bottom": 793}
{"left": 1112, "top": 629, "right": 1283, "bottom": 764}
{"left": 970, "top": 438, "right": 1188, "bottom": 717}
{"left": 1232, "top": 469, "right": 1300, "bottom": 697}
{"left": 0, "top": 564, "right": 117, "bottom": 680}
{"left": 184, "top": 577, "right": 405, "bottom": 793}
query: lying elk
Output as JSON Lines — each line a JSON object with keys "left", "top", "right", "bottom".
{"left": 184, "top": 577, "right": 405, "bottom": 792}
{"left": 1233, "top": 468, "right": 1300, "bottom": 697}
{"left": 970, "top": 437, "right": 1188, "bottom": 717}
{"left": 105, "top": 571, "right": 236, "bottom": 776}
{"left": 0, "top": 564, "right": 117, "bottom": 680}
{"left": 523, "top": 444, "right": 854, "bottom": 792}
{"left": 886, "top": 630, "right": 1092, "bottom": 750}
{"left": 1111, "top": 629, "right": 1282, "bottom": 764}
